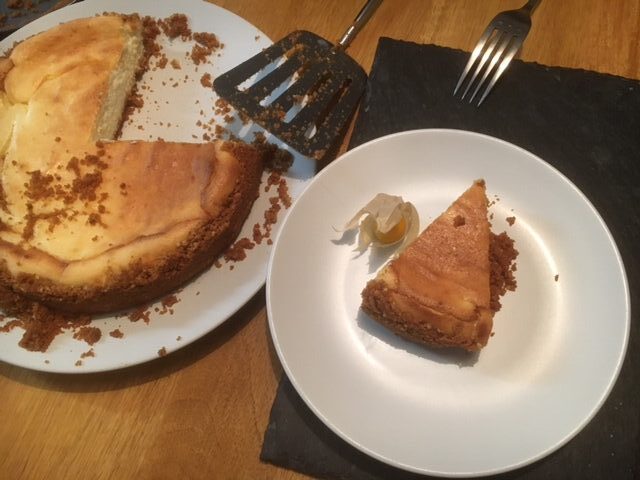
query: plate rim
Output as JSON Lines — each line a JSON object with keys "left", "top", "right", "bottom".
{"left": 266, "top": 128, "right": 631, "bottom": 477}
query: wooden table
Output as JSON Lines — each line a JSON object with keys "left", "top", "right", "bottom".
{"left": 1, "top": 1, "right": 638, "bottom": 479}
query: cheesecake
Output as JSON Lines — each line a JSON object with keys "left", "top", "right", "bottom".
{"left": 0, "top": 15, "right": 264, "bottom": 315}
{"left": 361, "top": 180, "right": 512, "bottom": 352}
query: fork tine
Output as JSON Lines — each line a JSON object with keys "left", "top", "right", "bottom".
{"left": 460, "top": 30, "right": 503, "bottom": 100}
{"left": 467, "top": 33, "right": 512, "bottom": 104}
{"left": 453, "top": 26, "right": 494, "bottom": 96}
{"left": 476, "top": 37, "right": 522, "bottom": 106}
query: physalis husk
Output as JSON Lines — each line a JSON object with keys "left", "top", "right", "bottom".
{"left": 342, "top": 193, "right": 419, "bottom": 252}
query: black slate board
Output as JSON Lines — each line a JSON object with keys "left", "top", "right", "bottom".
{"left": 261, "top": 38, "right": 640, "bottom": 480}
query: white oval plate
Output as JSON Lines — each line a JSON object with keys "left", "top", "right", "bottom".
{"left": 267, "top": 129, "right": 630, "bottom": 477}
{"left": 0, "top": 0, "right": 315, "bottom": 373}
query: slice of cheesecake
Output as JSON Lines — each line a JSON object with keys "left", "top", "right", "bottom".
{"left": 361, "top": 180, "right": 497, "bottom": 351}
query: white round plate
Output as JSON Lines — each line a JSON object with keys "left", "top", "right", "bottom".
{"left": 0, "top": 0, "right": 315, "bottom": 373}
{"left": 267, "top": 129, "right": 630, "bottom": 477}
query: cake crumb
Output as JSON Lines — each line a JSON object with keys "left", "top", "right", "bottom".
{"left": 128, "top": 306, "right": 152, "bottom": 324}
{"left": 157, "top": 54, "right": 168, "bottom": 69}
{"left": 158, "top": 13, "right": 191, "bottom": 40}
{"left": 0, "top": 304, "right": 92, "bottom": 353}
{"left": 80, "top": 348, "right": 95, "bottom": 359}
{"left": 158, "top": 294, "right": 180, "bottom": 315}
{"left": 75, "top": 360, "right": 82, "bottom": 367}
{"left": 554, "top": 274, "right": 559, "bottom": 282}
{"left": 157, "top": 347, "right": 167, "bottom": 357}
{"left": 224, "top": 237, "right": 255, "bottom": 262}
{"left": 73, "top": 326, "right": 102, "bottom": 346}
{"left": 109, "top": 328, "right": 124, "bottom": 339}
{"left": 200, "top": 72, "right": 213, "bottom": 88}
{"left": 506, "top": 216, "right": 516, "bottom": 226}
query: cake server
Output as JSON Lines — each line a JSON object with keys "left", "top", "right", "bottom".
{"left": 213, "top": 0, "right": 382, "bottom": 163}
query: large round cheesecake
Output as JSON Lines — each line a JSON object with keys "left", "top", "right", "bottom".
{"left": 0, "top": 15, "right": 264, "bottom": 314}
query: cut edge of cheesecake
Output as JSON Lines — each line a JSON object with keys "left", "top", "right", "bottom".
{"left": 361, "top": 179, "right": 499, "bottom": 352}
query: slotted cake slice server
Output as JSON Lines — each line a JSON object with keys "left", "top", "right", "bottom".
{"left": 213, "top": 0, "right": 382, "bottom": 163}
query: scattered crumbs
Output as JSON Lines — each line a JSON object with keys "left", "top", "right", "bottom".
{"left": 170, "top": 58, "right": 181, "bottom": 69}
{"left": 157, "top": 54, "right": 168, "bottom": 69}
{"left": 554, "top": 274, "right": 559, "bottom": 282}
{"left": 191, "top": 32, "right": 222, "bottom": 65}
{"left": 214, "top": 97, "right": 231, "bottom": 116}
{"left": 109, "top": 328, "right": 124, "bottom": 339}
{"left": 158, "top": 347, "right": 167, "bottom": 357}
{"left": 200, "top": 72, "right": 213, "bottom": 88}
{"left": 128, "top": 306, "right": 152, "bottom": 324}
{"left": 75, "top": 360, "right": 82, "bottom": 367}
{"left": 0, "top": 305, "right": 92, "bottom": 353}
{"left": 506, "top": 216, "right": 516, "bottom": 226}
{"left": 158, "top": 294, "right": 180, "bottom": 315}
{"left": 196, "top": 291, "right": 200, "bottom": 296}
{"left": 158, "top": 13, "right": 191, "bottom": 40}
{"left": 278, "top": 179, "right": 292, "bottom": 208}
{"left": 224, "top": 237, "right": 255, "bottom": 262}
{"left": 252, "top": 222, "right": 264, "bottom": 244}
{"left": 176, "top": 336, "right": 182, "bottom": 341}
{"left": 44, "top": 359, "right": 49, "bottom": 364}
{"left": 254, "top": 35, "right": 260, "bottom": 41}
{"left": 73, "top": 326, "right": 102, "bottom": 346}
{"left": 80, "top": 348, "right": 95, "bottom": 359}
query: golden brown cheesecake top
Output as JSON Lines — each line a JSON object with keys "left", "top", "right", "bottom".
{"left": 0, "top": 140, "right": 245, "bottom": 286}
{"left": 386, "top": 180, "right": 491, "bottom": 321}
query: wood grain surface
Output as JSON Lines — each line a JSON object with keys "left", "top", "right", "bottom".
{"left": 1, "top": 1, "right": 638, "bottom": 479}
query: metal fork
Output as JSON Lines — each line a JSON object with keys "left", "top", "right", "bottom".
{"left": 454, "top": 0, "right": 542, "bottom": 106}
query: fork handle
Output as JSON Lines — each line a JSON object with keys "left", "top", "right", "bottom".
{"left": 522, "top": 0, "right": 542, "bottom": 14}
